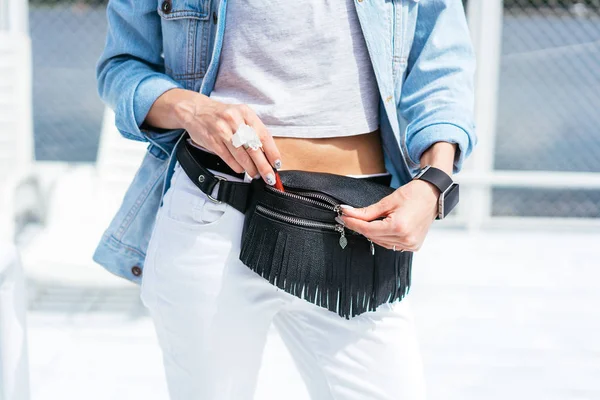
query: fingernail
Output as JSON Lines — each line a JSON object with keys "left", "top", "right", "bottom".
{"left": 274, "top": 159, "right": 282, "bottom": 170}
{"left": 335, "top": 216, "right": 345, "bottom": 226}
{"left": 340, "top": 205, "right": 354, "bottom": 210}
{"left": 254, "top": 174, "right": 261, "bottom": 180}
{"left": 266, "top": 173, "right": 276, "bottom": 186}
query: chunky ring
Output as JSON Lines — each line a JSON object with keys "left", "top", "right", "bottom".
{"left": 232, "top": 123, "right": 262, "bottom": 150}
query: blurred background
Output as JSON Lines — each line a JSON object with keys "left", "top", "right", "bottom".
{"left": 0, "top": 0, "right": 599, "bottom": 399}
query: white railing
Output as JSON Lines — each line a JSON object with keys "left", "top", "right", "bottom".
{"left": 0, "top": 0, "right": 27, "bottom": 33}
{"left": 0, "top": 0, "right": 31, "bottom": 399}
{"left": 0, "top": 0, "right": 34, "bottom": 242}
{"left": 0, "top": 244, "right": 30, "bottom": 400}
{"left": 464, "top": 0, "right": 503, "bottom": 230}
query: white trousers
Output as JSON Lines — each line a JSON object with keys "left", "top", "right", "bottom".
{"left": 141, "top": 163, "right": 426, "bottom": 400}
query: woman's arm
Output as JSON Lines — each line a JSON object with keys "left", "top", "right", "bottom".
{"left": 96, "top": 0, "right": 184, "bottom": 146}
{"left": 96, "top": 1, "right": 281, "bottom": 182}
{"left": 420, "top": 142, "right": 456, "bottom": 177}
{"left": 339, "top": 0, "right": 476, "bottom": 251}
{"left": 400, "top": 0, "right": 477, "bottom": 175}
{"left": 146, "top": 88, "right": 282, "bottom": 184}
{"left": 339, "top": 142, "right": 457, "bottom": 252}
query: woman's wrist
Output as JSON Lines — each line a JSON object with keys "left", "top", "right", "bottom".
{"left": 412, "top": 141, "right": 457, "bottom": 203}
{"left": 419, "top": 141, "right": 456, "bottom": 176}
{"left": 144, "top": 88, "right": 212, "bottom": 131}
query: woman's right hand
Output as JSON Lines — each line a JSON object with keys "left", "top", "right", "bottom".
{"left": 146, "top": 89, "right": 281, "bottom": 185}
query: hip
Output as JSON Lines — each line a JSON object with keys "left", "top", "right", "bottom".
{"left": 141, "top": 160, "right": 409, "bottom": 319}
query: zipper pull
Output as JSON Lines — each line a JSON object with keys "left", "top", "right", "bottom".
{"left": 333, "top": 204, "right": 342, "bottom": 217}
{"left": 336, "top": 225, "right": 347, "bottom": 249}
{"left": 368, "top": 239, "right": 375, "bottom": 256}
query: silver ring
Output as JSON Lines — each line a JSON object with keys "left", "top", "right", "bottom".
{"left": 393, "top": 245, "right": 396, "bottom": 252}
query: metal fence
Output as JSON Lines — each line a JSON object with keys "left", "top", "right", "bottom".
{"left": 26, "top": 0, "right": 600, "bottom": 222}
{"left": 493, "top": 0, "right": 600, "bottom": 219}
{"left": 29, "top": 0, "right": 107, "bottom": 162}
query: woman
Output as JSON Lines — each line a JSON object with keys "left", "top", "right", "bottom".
{"left": 95, "top": 0, "right": 476, "bottom": 398}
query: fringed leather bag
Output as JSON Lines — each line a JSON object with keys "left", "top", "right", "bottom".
{"left": 239, "top": 171, "right": 413, "bottom": 319}
{"left": 176, "top": 138, "right": 413, "bottom": 319}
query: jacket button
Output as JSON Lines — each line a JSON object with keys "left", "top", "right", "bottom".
{"left": 161, "top": 0, "right": 172, "bottom": 13}
{"left": 131, "top": 266, "right": 142, "bottom": 277}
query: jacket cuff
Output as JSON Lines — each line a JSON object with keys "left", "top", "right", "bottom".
{"left": 408, "top": 123, "right": 475, "bottom": 175}
{"left": 132, "top": 74, "right": 185, "bottom": 144}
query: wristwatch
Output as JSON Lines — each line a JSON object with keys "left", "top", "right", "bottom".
{"left": 413, "top": 165, "right": 459, "bottom": 220}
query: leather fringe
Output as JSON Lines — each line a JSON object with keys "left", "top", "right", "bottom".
{"left": 239, "top": 213, "right": 412, "bottom": 319}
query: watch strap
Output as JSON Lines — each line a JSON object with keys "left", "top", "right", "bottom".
{"left": 413, "top": 165, "right": 453, "bottom": 194}
{"left": 413, "top": 165, "right": 458, "bottom": 219}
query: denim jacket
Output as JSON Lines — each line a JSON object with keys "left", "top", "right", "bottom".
{"left": 94, "top": 0, "right": 477, "bottom": 283}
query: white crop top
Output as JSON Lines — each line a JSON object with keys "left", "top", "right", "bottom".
{"left": 209, "top": 0, "right": 380, "bottom": 138}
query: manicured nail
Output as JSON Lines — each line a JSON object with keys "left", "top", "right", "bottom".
{"left": 335, "top": 216, "right": 345, "bottom": 226}
{"left": 266, "top": 173, "right": 276, "bottom": 186}
{"left": 340, "top": 205, "right": 354, "bottom": 210}
{"left": 254, "top": 174, "right": 261, "bottom": 180}
{"left": 274, "top": 159, "right": 282, "bottom": 170}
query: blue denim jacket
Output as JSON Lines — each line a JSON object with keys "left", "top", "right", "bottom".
{"left": 94, "top": 0, "right": 477, "bottom": 283}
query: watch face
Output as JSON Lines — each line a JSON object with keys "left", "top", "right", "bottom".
{"left": 439, "top": 183, "right": 459, "bottom": 219}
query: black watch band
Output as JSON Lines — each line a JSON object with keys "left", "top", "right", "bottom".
{"left": 413, "top": 165, "right": 459, "bottom": 220}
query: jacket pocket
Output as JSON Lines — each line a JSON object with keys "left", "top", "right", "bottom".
{"left": 157, "top": 0, "right": 210, "bottom": 20}
{"left": 157, "top": 0, "right": 213, "bottom": 90}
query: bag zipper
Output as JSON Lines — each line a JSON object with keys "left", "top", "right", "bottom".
{"left": 256, "top": 204, "right": 348, "bottom": 249}
{"left": 265, "top": 185, "right": 343, "bottom": 214}
{"left": 262, "top": 187, "right": 377, "bottom": 255}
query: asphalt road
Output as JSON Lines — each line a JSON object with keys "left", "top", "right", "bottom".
{"left": 29, "top": 7, "right": 600, "bottom": 217}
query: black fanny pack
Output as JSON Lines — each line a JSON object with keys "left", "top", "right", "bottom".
{"left": 176, "top": 137, "right": 413, "bottom": 319}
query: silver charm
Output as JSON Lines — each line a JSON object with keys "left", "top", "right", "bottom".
{"left": 339, "top": 235, "right": 348, "bottom": 249}
{"left": 336, "top": 225, "right": 347, "bottom": 249}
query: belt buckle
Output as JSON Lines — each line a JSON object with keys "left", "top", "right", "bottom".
{"left": 207, "top": 175, "right": 227, "bottom": 204}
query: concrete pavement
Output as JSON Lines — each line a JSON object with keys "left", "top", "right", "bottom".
{"left": 20, "top": 227, "right": 600, "bottom": 400}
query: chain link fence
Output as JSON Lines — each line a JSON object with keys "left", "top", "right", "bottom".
{"left": 492, "top": 0, "right": 600, "bottom": 218}
{"left": 28, "top": 0, "right": 600, "bottom": 218}
{"left": 30, "top": 0, "right": 107, "bottom": 162}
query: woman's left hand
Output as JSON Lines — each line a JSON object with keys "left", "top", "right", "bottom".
{"left": 338, "top": 179, "right": 440, "bottom": 252}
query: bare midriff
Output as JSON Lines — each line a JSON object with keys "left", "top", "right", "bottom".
{"left": 273, "top": 129, "right": 386, "bottom": 175}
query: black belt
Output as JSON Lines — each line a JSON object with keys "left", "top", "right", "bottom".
{"left": 175, "top": 137, "right": 392, "bottom": 214}
{"left": 176, "top": 139, "right": 250, "bottom": 213}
